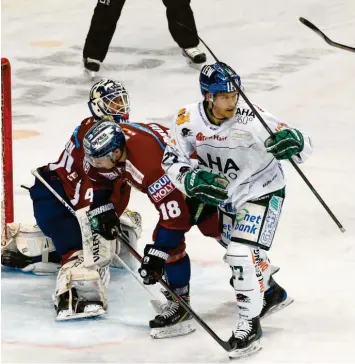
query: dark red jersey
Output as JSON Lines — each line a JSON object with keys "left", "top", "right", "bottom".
{"left": 110, "top": 123, "right": 193, "bottom": 230}
{"left": 47, "top": 117, "right": 130, "bottom": 213}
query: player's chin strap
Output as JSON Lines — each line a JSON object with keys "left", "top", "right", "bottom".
{"left": 30, "top": 168, "right": 163, "bottom": 313}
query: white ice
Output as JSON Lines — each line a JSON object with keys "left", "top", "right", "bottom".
{"left": 1, "top": 0, "right": 355, "bottom": 362}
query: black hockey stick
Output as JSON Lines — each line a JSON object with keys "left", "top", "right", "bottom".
{"left": 30, "top": 168, "right": 163, "bottom": 313}
{"left": 115, "top": 230, "right": 236, "bottom": 352}
{"left": 176, "top": 22, "right": 345, "bottom": 233}
{"left": 299, "top": 17, "right": 355, "bottom": 53}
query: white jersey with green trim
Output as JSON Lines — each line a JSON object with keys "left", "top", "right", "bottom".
{"left": 162, "top": 98, "right": 313, "bottom": 210}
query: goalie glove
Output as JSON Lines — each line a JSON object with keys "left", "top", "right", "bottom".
{"left": 184, "top": 169, "right": 229, "bottom": 206}
{"left": 138, "top": 244, "right": 169, "bottom": 285}
{"left": 265, "top": 128, "right": 304, "bottom": 160}
{"left": 88, "top": 203, "right": 120, "bottom": 240}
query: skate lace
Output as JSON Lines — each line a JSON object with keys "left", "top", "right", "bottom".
{"left": 161, "top": 301, "right": 180, "bottom": 319}
{"left": 185, "top": 47, "right": 201, "bottom": 57}
{"left": 233, "top": 320, "right": 252, "bottom": 340}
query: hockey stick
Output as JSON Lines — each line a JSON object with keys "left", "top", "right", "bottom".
{"left": 176, "top": 23, "right": 345, "bottom": 233}
{"left": 115, "top": 228, "right": 236, "bottom": 352}
{"left": 30, "top": 168, "right": 163, "bottom": 313}
{"left": 299, "top": 17, "right": 355, "bottom": 53}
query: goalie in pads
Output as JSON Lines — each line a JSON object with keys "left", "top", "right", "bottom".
{"left": 4, "top": 79, "right": 137, "bottom": 321}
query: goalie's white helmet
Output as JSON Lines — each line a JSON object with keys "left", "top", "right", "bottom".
{"left": 88, "top": 79, "right": 130, "bottom": 123}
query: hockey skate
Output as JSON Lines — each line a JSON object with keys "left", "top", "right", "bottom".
{"left": 182, "top": 46, "right": 206, "bottom": 68}
{"left": 83, "top": 58, "right": 101, "bottom": 79}
{"left": 260, "top": 276, "right": 294, "bottom": 319}
{"left": 149, "top": 289, "right": 195, "bottom": 339}
{"left": 55, "top": 288, "right": 106, "bottom": 321}
{"left": 228, "top": 317, "right": 263, "bottom": 359}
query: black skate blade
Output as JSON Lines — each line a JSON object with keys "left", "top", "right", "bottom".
{"left": 262, "top": 296, "right": 294, "bottom": 319}
{"left": 229, "top": 340, "right": 262, "bottom": 360}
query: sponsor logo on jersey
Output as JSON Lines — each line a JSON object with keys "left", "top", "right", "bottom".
{"left": 176, "top": 166, "right": 191, "bottom": 183}
{"left": 149, "top": 124, "right": 169, "bottom": 143}
{"left": 125, "top": 160, "right": 144, "bottom": 184}
{"left": 98, "top": 170, "right": 120, "bottom": 180}
{"left": 253, "top": 249, "right": 269, "bottom": 272}
{"left": 198, "top": 154, "right": 239, "bottom": 180}
{"left": 176, "top": 108, "right": 190, "bottom": 125}
{"left": 236, "top": 293, "right": 251, "bottom": 303}
{"left": 235, "top": 107, "right": 255, "bottom": 124}
{"left": 222, "top": 203, "right": 266, "bottom": 242}
{"left": 196, "top": 132, "right": 227, "bottom": 142}
{"left": 262, "top": 173, "right": 278, "bottom": 188}
{"left": 231, "top": 130, "right": 253, "bottom": 141}
{"left": 259, "top": 196, "right": 282, "bottom": 248}
{"left": 148, "top": 175, "right": 176, "bottom": 202}
{"left": 181, "top": 128, "right": 193, "bottom": 138}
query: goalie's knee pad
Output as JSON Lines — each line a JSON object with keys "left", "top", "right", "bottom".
{"left": 225, "top": 242, "right": 264, "bottom": 319}
{"left": 53, "top": 250, "right": 109, "bottom": 317}
{"left": 1, "top": 223, "right": 60, "bottom": 274}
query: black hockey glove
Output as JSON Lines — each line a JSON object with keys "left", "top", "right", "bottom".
{"left": 88, "top": 203, "right": 120, "bottom": 240}
{"left": 138, "top": 244, "right": 169, "bottom": 285}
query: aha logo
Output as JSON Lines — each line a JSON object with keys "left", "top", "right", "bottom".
{"left": 148, "top": 175, "right": 176, "bottom": 202}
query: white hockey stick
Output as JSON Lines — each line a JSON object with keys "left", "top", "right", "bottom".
{"left": 31, "top": 168, "right": 162, "bottom": 313}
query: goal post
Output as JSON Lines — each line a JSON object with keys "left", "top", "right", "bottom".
{"left": 1, "top": 57, "right": 14, "bottom": 246}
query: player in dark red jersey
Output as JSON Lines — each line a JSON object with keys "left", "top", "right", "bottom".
{"left": 83, "top": 120, "right": 220, "bottom": 338}
{"left": 26, "top": 79, "right": 134, "bottom": 320}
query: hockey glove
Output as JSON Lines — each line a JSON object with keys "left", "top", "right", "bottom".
{"left": 265, "top": 128, "right": 304, "bottom": 160}
{"left": 88, "top": 203, "right": 120, "bottom": 240}
{"left": 138, "top": 244, "right": 169, "bottom": 285}
{"left": 184, "top": 169, "right": 229, "bottom": 206}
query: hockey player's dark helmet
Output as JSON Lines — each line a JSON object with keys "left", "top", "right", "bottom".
{"left": 83, "top": 121, "right": 126, "bottom": 167}
{"left": 199, "top": 62, "right": 241, "bottom": 97}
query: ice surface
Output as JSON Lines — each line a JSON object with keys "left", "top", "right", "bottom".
{"left": 1, "top": 0, "right": 355, "bottom": 362}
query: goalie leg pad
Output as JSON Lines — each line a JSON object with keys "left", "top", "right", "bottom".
{"left": 54, "top": 250, "right": 108, "bottom": 321}
{"left": 111, "top": 210, "right": 142, "bottom": 270}
{"left": 2, "top": 223, "right": 60, "bottom": 274}
{"left": 75, "top": 206, "right": 115, "bottom": 269}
